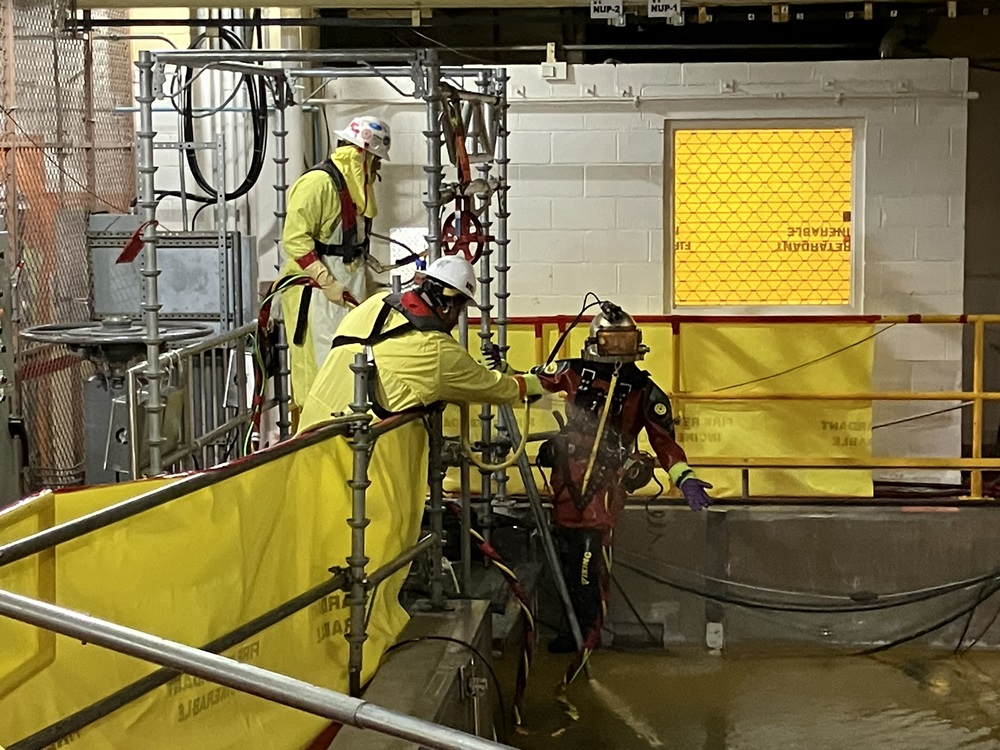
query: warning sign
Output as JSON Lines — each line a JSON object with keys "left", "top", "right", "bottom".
{"left": 591, "top": 0, "right": 624, "bottom": 19}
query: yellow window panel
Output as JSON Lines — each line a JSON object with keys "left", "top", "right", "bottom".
{"left": 673, "top": 127, "right": 854, "bottom": 308}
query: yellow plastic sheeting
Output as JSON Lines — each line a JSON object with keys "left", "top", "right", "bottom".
{"left": 0, "top": 423, "right": 427, "bottom": 750}
{"left": 445, "top": 321, "right": 873, "bottom": 498}
{"left": 673, "top": 127, "right": 854, "bottom": 307}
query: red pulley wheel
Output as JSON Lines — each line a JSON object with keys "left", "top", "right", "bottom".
{"left": 441, "top": 210, "right": 488, "bottom": 264}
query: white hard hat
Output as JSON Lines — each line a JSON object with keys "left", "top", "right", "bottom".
{"left": 424, "top": 256, "right": 477, "bottom": 301}
{"left": 335, "top": 115, "right": 391, "bottom": 161}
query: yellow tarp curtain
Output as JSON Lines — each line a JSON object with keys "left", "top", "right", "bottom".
{"left": 0, "top": 422, "right": 427, "bottom": 750}
{"left": 446, "top": 321, "right": 874, "bottom": 498}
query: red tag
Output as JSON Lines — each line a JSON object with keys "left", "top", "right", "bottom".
{"left": 115, "top": 221, "right": 156, "bottom": 264}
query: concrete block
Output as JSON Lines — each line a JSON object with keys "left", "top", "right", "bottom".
{"left": 584, "top": 110, "right": 649, "bottom": 131}
{"left": 561, "top": 64, "right": 617, "bottom": 96}
{"left": 680, "top": 62, "right": 751, "bottom": 87}
{"left": 615, "top": 63, "right": 682, "bottom": 92}
{"left": 551, "top": 130, "right": 617, "bottom": 165}
{"left": 650, "top": 229, "right": 664, "bottom": 263}
{"left": 871, "top": 357, "right": 912, "bottom": 390}
{"left": 880, "top": 196, "right": 949, "bottom": 228}
{"left": 820, "top": 59, "right": 953, "bottom": 92}
{"left": 950, "top": 125, "right": 968, "bottom": 158}
{"left": 867, "top": 293, "right": 962, "bottom": 316}
{"left": 915, "top": 101, "right": 967, "bottom": 128}
{"left": 584, "top": 165, "right": 659, "bottom": 198}
{"left": 514, "top": 165, "right": 585, "bottom": 198}
{"left": 878, "top": 260, "right": 964, "bottom": 296}
{"left": 906, "top": 157, "right": 966, "bottom": 196}
{"left": 551, "top": 261, "right": 618, "bottom": 296}
{"left": 647, "top": 295, "right": 666, "bottom": 314}
{"left": 914, "top": 227, "right": 963, "bottom": 261}
{"left": 508, "top": 196, "right": 552, "bottom": 230}
{"left": 514, "top": 111, "right": 586, "bottom": 131}
{"left": 584, "top": 229, "right": 651, "bottom": 263}
{"left": 618, "top": 129, "right": 664, "bottom": 164}
{"left": 518, "top": 294, "right": 591, "bottom": 316}
{"left": 608, "top": 294, "right": 651, "bottom": 314}
{"left": 746, "top": 62, "right": 818, "bottom": 84}
{"left": 911, "top": 360, "right": 962, "bottom": 391}
{"left": 879, "top": 325, "right": 953, "bottom": 361}
{"left": 507, "top": 69, "right": 554, "bottom": 100}
{"left": 650, "top": 164, "right": 664, "bottom": 189}
{"left": 949, "top": 195, "right": 967, "bottom": 228}
{"left": 880, "top": 125, "right": 951, "bottom": 161}
{"left": 551, "top": 197, "right": 616, "bottom": 230}
{"left": 517, "top": 229, "right": 586, "bottom": 263}
{"left": 951, "top": 58, "right": 970, "bottom": 92}
{"left": 865, "top": 229, "right": 915, "bottom": 261}
{"left": 617, "top": 196, "right": 663, "bottom": 230}
{"left": 508, "top": 130, "right": 551, "bottom": 165}
{"left": 508, "top": 262, "right": 554, "bottom": 296}
{"left": 618, "top": 262, "right": 663, "bottom": 297}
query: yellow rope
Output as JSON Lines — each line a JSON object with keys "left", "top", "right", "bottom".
{"left": 580, "top": 364, "right": 620, "bottom": 499}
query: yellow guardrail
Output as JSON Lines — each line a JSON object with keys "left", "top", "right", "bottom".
{"left": 481, "top": 313, "right": 999, "bottom": 499}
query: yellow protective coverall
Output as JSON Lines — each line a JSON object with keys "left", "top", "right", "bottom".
{"left": 299, "top": 292, "right": 522, "bottom": 432}
{"left": 281, "top": 145, "right": 379, "bottom": 414}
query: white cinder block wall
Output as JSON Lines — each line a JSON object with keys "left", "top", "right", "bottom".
{"left": 315, "top": 59, "right": 969, "bottom": 475}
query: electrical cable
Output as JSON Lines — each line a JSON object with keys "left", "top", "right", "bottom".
{"left": 873, "top": 402, "right": 973, "bottom": 430}
{"left": 403, "top": 28, "right": 494, "bottom": 65}
{"left": 857, "top": 581, "right": 1000, "bottom": 656}
{"left": 959, "top": 590, "right": 1000, "bottom": 655}
{"left": 614, "top": 556, "right": 1000, "bottom": 614}
{"left": 617, "top": 555, "right": 1000, "bottom": 655}
{"left": 954, "top": 582, "right": 991, "bottom": 655}
{"left": 712, "top": 324, "right": 897, "bottom": 392}
{"left": 158, "top": 26, "right": 268, "bottom": 205}
{"left": 624, "top": 547, "right": 1000, "bottom": 605}
{"left": 384, "top": 636, "right": 508, "bottom": 741}
{"left": 544, "top": 292, "right": 604, "bottom": 367}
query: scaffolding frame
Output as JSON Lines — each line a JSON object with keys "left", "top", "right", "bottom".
{"left": 0, "top": 358, "right": 511, "bottom": 749}
{"left": 133, "top": 45, "right": 529, "bottom": 609}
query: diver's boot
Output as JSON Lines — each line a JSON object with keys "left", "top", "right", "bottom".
{"left": 547, "top": 634, "right": 578, "bottom": 654}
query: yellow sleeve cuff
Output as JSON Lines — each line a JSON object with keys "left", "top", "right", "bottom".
{"left": 668, "top": 461, "right": 694, "bottom": 487}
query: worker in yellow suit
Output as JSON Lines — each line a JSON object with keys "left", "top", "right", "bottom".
{"left": 299, "top": 256, "right": 541, "bottom": 431}
{"left": 281, "top": 115, "right": 391, "bottom": 419}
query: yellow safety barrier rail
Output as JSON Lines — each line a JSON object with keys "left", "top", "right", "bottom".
{"left": 490, "top": 313, "right": 1000, "bottom": 500}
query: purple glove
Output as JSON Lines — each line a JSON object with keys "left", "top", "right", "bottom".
{"left": 679, "top": 477, "right": 713, "bottom": 511}
{"left": 483, "top": 343, "right": 514, "bottom": 374}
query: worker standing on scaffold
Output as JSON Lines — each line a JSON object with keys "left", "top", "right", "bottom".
{"left": 298, "top": 256, "right": 542, "bottom": 431}
{"left": 491, "top": 301, "right": 711, "bottom": 680}
{"left": 280, "top": 115, "right": 391, "bottom": 424}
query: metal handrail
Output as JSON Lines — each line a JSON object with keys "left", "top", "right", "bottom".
{"left": 0, "top": 589, "right": 512, "bottom": 750}
{"left": 126, "top": 322, "right": 257, "bottom": 479}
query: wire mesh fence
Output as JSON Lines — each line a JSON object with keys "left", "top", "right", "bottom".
{"left": 0, "top": 0, "right": 134, "bottom": 491}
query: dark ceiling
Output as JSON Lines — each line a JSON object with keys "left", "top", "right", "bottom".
{"left": 317, "top": 3, "right": 1000, "bottom": 66}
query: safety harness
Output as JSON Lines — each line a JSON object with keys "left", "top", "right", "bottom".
{"left": 328, "top": 293, "right": 449, "bottom": 419}
{"left": 292, "top": 159, "right": 373, "bottom": 347}
{"left": 307, "top": 158, "right": 372, "bottom": 263}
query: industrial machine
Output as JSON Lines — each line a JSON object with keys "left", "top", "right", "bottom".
{"left": 19, "top": 317, "right": 212, "bottom": 484}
